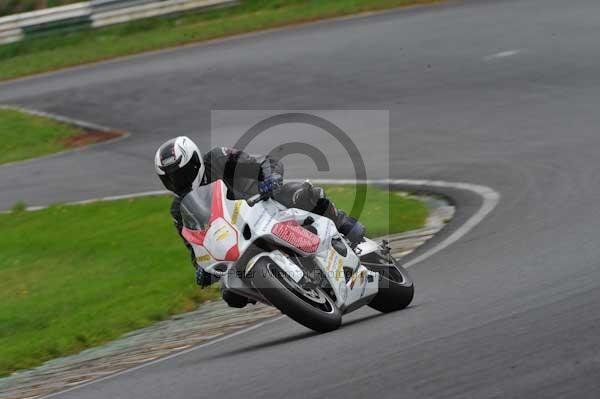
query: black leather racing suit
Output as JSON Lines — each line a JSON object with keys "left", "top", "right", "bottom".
{"left": 170, "top": 147, "right": 363, "bottom": 273}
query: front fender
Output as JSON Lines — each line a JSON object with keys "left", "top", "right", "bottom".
{"left": 245, "top": 250, "right": 304, "bottom": 283}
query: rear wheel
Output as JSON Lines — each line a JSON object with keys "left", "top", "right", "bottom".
{"left": 251, "top": 257, "right": 341, "bottom": 332}
{"left": 363, "top": 252, "right": 414, "bottom": 313}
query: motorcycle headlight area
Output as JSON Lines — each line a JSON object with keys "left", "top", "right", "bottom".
{"left": 271, "top": 220, "right": 320, "bottom": 253}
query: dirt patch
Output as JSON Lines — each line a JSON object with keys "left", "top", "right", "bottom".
{"left": 58, "top": 130, "right": 124, "bottom": 149}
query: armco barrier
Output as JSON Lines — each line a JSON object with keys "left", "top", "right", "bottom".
{"left": 0, "top": 0, "right": 235, "bottom": 44}
{"left": 23, "top": 15, "right": 92, "bottom": 38}
{"left": 0, "top": 21, "right": 22, "bottom": 44}
{"left": 0, "top": 2, "right": 91, "bottom": 41}
{"left": 91, "top": 0, "right": 158, "bottom": 13}
{"left": 92, "top": 0, "right": 237, "bottom": 28}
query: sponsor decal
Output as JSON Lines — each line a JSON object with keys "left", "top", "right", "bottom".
{"left": 212, "top": 224, "right": 229, "bottom": 240}
{"left": 216, "top": 230, "right": 229, "bottom": 241}
{"left": 271, "top": 220, "right": 320, "bottom": 253}
{"left": 325, "top": 248, "right": 336, "bottom": 272}
{"left": 196, "top": 254, "right": 211, "bottom": 263}
{"left": 335, "top": 258, "right": 344, "bottom": 281}
{"left": 231, "top": 200, "right": 242, "bottom": 224}
{"left": 349, "top": 270, "right": 366, "bottom": 289}
{"left": 349, "top": 273, "right": 358, "bottom": 289}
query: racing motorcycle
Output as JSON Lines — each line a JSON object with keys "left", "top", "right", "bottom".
{"left": 180, "top": 179, "right": 414, "bottom": 332}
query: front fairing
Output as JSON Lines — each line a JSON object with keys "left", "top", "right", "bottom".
{"left": 180, "top": 181, "right": 239, "bottom": 274}
{"left": 180, "top": 184, "right": 213, "bottom": 231}
{"left": 179, "top": 182, "right": 379, "bottom": 313}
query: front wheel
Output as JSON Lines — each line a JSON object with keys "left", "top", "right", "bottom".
{"left": 251, "top": 257, "right": 341, "bottom": 333}
{"left": 364, "top": 252, "right": 414, "bottom": 313}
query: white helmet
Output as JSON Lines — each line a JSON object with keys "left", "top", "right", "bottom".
{"left": 154, "top": 136, "right": 204, "bottom": 196}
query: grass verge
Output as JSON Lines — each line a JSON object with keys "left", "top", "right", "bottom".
{"left": 0, "top": 185, "right": 427, "bottom": 376}
{"left": 0, "top": 0, "right": 439, "bottom": 81}
{"left": 0, "top": 108, "right": 121, "bottom": 165}
{"left": 0, "top": 108, "right": 83, "bottom": 165}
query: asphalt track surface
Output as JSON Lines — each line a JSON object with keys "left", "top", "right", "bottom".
{"left": 2, "top": 0, "right": 600, "bottom": 397}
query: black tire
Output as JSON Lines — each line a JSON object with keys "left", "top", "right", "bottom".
{"left": 251, "top": 257, "right": 341, "bottom": 333}
{"left": 365, "top": 253, "right": 414, "bottom": 313}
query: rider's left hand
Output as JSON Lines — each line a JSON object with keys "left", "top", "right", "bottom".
{"left": 259, "top": 173, "right": 283, "bottom": 194}
{"left": 196, "top": 267, "right": 218, "bottom": 288}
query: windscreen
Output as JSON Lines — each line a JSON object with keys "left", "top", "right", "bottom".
{"left": 180, "top": 184, "right": 214, "bottom": 230}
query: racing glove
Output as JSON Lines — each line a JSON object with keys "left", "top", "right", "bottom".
{"left": 196, "top": 267, "right": 218, "bottom": 288}
{"left": 259, "top": 173, "right": 283, "bottom": 195}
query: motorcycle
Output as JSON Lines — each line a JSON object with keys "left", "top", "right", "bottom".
{"left": 180, "top": 179, "right": 414, "bottom": 332}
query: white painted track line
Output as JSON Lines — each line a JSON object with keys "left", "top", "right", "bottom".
{"left": 307, "top": 179, "right": 500, "bottom": 268}
{"left": 484, "top": 49, "right": 523, "bottom": 61}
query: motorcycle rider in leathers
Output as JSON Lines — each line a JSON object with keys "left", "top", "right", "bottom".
{"left": 155, "top": 136, "right": 365, "bottom": 308}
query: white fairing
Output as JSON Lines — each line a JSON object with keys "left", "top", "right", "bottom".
{"left": 185, "top": 180, "right": 381, "bottom": 313}
{"left": 202, "top": 218, "right": 238, "bottom": 260}
{"left": 355, "top": 238, "right": 381, "bottom": 257}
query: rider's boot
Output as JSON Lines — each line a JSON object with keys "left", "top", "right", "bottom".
{"left": 334, "top": 210, "right": 365, "bottom": 247}
{"left": 222, "top": 288, "right": 256, "bottom": 308}
{"left": 317, "top": 198, "right": 365, "bottom": 247}
{"left": 196, "top": 267, "right": 220, "bottom": 287}
{"left": 282, "top": 181, "right": 366, "bottom": 247}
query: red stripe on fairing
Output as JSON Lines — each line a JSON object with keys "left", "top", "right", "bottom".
{"left": 224, "top": 245, "right": 239, "bottom": 261}
{"left": 209, "top": 180, "right": 224, "bottom": 224}
{"left": 182, "top": 227, "right": 206, "bottom": 245}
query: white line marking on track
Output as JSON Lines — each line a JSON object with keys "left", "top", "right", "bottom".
{"left": 306, "top": 179, "right": 500, "bottom": 268}
{"left": 391, "top": 180, "right": 499, "bottom": 268}
{"left": 484, "top": 49, "right": 523, "bottom": 61}
{"left": 32, "top": 178, "right": 499, "bottom": 399}
{"left": 39, "top": 315, "right": 286, "bottom": 399}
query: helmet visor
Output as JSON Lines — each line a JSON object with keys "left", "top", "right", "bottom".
{"left": 158, "top": 153, "right": 201, "bottom": 196}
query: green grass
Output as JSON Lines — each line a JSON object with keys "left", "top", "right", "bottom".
{"left": 0, "top": 108, "right": 83, "bottom": 165}
{"left": 0, "top": 0, "right": 438, "bottom": 81}
{"left": 0, "top": 185, "right": 427, "bottom": 376}
{"left": 323, "top": 184, "right": 429, "bottom": 237}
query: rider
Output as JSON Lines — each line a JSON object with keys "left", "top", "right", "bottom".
{"left": 154, "top": 136, "right": 365, "bottom": 307}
